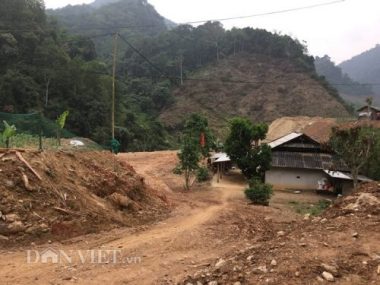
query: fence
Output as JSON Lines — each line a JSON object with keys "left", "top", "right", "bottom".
{"left": 0, "top": 112, "right": 102, "bottom": 151}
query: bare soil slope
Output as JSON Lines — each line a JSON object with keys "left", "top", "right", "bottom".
{"left": 0, "top": 150, "right": 169, "bottom": 246}
{"left": 183, "top": 182, "right": 380, "bottom": 285}
{"left": 160, "top": 55, "right": 350, "bottom": 138}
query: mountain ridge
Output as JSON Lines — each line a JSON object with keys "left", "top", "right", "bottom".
{"left": 339, "top": 44, "right": 380, "bottom": 95}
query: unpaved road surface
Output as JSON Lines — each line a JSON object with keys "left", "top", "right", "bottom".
{"left": 0, "top": 151, "right": 378, "bottom": 285}
{"left": 0, "top": 151, "right": 254, "bottom": 284}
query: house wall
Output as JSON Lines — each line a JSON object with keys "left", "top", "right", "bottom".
{"left": 265, "top": 168, "right": 327, "bottom": 190}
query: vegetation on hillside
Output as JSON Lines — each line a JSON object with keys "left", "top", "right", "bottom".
{"left": 340, "top": 44, "right": 380, "bottom": 94}
{"left": 0, "top": 0, "right": 353, "bottom": 151}
{"left": 315, "top": 55, "right": 373, "bottom": 96}
{"left": 48, "top": 0, "right": 169, "bottom": 57}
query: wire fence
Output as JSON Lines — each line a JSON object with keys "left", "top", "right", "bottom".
{"left": 0, "top": 112, "right": 103, "bottom": 151}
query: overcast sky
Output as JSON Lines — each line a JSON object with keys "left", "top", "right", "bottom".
{"left": 44, "top": 0, "right": 380, "bottom": 64}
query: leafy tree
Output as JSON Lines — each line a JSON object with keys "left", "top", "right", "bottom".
{"left": 2, "top": 120, "right": 16, "bottom": 148}
{"left": 183, "top": 113, "right": 214, "bottom": 157}
{"left": 225, "top": 117, "right": 271, "bottom": 179}
{"left": 177, "top": 135, "right": 200, "bottom": 190}
{"left": 329, "top": 126, "right": 377, "bottom": 189}
{"left": 364, "top": 129, "right": 380, "bottom": 180}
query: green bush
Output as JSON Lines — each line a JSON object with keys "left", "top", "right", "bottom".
{"left": 172, "top": 164, "right": 183, "bottom": 175}
{"left": 196, "top": 166, "right": 210, "bottom": 182}
{"left": 245, "top": 179, "right": 273, "bottom": 206}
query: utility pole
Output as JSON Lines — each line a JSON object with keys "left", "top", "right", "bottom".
{"left": 216, "top": 42, "right": 219, "bottom": 62}
{"left": 179, "top": 55, "right": 183, "bottom": 85}
{"left": 111, "top": 32, "right": 118, "bottom": 139}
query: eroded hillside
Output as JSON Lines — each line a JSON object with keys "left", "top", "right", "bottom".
{"left": 160, "top": 55, "right": 351, "bottom": 138}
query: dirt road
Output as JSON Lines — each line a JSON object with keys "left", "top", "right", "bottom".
{"left": 1, "top": 151, "right": 378, "bottom": 285}
{"left": 0, "top": 151, "right": 255, "bottom": 284}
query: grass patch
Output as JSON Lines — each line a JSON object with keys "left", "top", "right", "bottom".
{"left": 288, "top": 199, "right": 331, "bottom": 216}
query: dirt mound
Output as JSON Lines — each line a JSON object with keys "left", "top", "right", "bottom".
{"left": 181, "top": 182, "right": 380, "bottom": 285}
{"left": 325, "top": 182, "right": 380, "bottom": 218}
{"left": 0, "top": 150, "right": 170, "bottom": 246}
{"left": 266, "top": 116, "right": 338, "bottom": 143}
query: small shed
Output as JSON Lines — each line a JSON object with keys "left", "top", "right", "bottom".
{"left": 211, "top": 152, "right": 231, "bottom": 182}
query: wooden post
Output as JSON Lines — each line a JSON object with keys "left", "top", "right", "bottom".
{"left": 217, "top": 163, "right": 220, "bottom": 183}
{"left": 112, "top": 33, "right": 119, "bottom": 139}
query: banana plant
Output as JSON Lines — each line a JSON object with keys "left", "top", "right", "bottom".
{"left": 56, "top": 110, "right": 69, "bottom": 146}
{"left": 2, "top": 120, "right": 16, "bottom": 149}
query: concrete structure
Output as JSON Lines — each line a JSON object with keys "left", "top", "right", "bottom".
{"left": 266, "top": 168, "right": 327, "bottom": 190}
{"left": 265, "top": 133, "right": 371, "bottom": 194}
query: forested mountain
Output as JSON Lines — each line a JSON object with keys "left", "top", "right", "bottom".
{"left": 315, "top": 55, "right": 373, "bottom": 96}
{"left": 47, "top": 0, "right": 171, "bottom": 57}
{"left": 340, "top": 45, "right": 380, "bottom": 94}
{"left": 0, "top": 0, "right": 169, "bottom": 151}
{"left": 0, "top": 0, "right": 352, "bottom": 151}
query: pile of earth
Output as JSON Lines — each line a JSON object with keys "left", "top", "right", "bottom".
{"left": 182, "top": 182, "right": 380, "bottom": 285}
{"left": 325, "top": 182, "right": 380, "bottom": 218}
{"left": 0, "top": 150, "right": 169, "bottom": 247}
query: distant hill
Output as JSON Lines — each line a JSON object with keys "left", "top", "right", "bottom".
{"left": 48, "top": 0, "right": 171, "bottom": 57}
{"left": 340, "top": 45, "right": 380, "bottom": 95}
{"left": 315, "top": 55, "right": 373, "bottom": 97}
{"left": 159, "top": 55, "right": 351, "bottom": 138}
{"left": 90, "top": 0, "right": 121, "bottom": 8}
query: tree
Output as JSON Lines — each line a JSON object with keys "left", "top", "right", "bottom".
{"left": 183, "top": 113, "right": 214, "bottom": 157}
{"left": 177, "top": 135, "right": 200, "bottom": 190}
{"left": 225, "top": 117, "right": 271, "bottom": 179}
{"left": 329, "top": 126, "right": 376, "bottom": 190}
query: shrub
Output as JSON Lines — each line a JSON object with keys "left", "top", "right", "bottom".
{"left": 196, "top": 166, "right": 210, "bottom": 182}
{"left": 245, "top": 179, "right": 273, "bottom": 206}
{"left": 172, "top": 164, "right": 183, "bottom": 175}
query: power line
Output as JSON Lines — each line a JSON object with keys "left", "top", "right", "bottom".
{"left": 117, "top": 33, "right": 170, "bottom": 78}
{"left": 182, "top": 0, "right": 345, "bottom": 25}
{"left": 0, "top": 0, "right": 345, "bottom": 33}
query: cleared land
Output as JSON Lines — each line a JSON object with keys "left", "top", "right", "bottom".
{"left": 0, "top": 151, "right": 379, "bottom": 284}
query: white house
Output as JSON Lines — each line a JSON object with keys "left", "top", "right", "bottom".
{"left": 265, "top": 133, "right": 371, "bottom": 194}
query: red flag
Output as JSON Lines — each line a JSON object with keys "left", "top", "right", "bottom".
{"left": 200, "top": 132, "right": 206, "bottom": 147}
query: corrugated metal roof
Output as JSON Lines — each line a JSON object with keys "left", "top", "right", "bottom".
{"left": 357, "top": 105, "right": 380, "bottom": 112}
{"left": 211, "top": 152, "right": 226, "bottom": 159}
{"left": 215, "top": 154, "right": 231, "bottom": 163}
{"left": 324, "top": 170, "right": 373, "bottom": 182}
{"left": 271, "top": 151, "right": 348, "bottom": 171}
{"left": 268, "top": 133, "right": 303, "bottom": 149}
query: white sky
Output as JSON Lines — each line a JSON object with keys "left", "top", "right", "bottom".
{"left": 44, "top": 0, "right": 380, "bottom": 64}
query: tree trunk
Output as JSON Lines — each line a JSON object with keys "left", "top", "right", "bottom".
{"left": 352, "top": 168, "right": 359, "bottom": 191}
{"left": 184, "top": 170, "right": 190, "bottom": 191}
